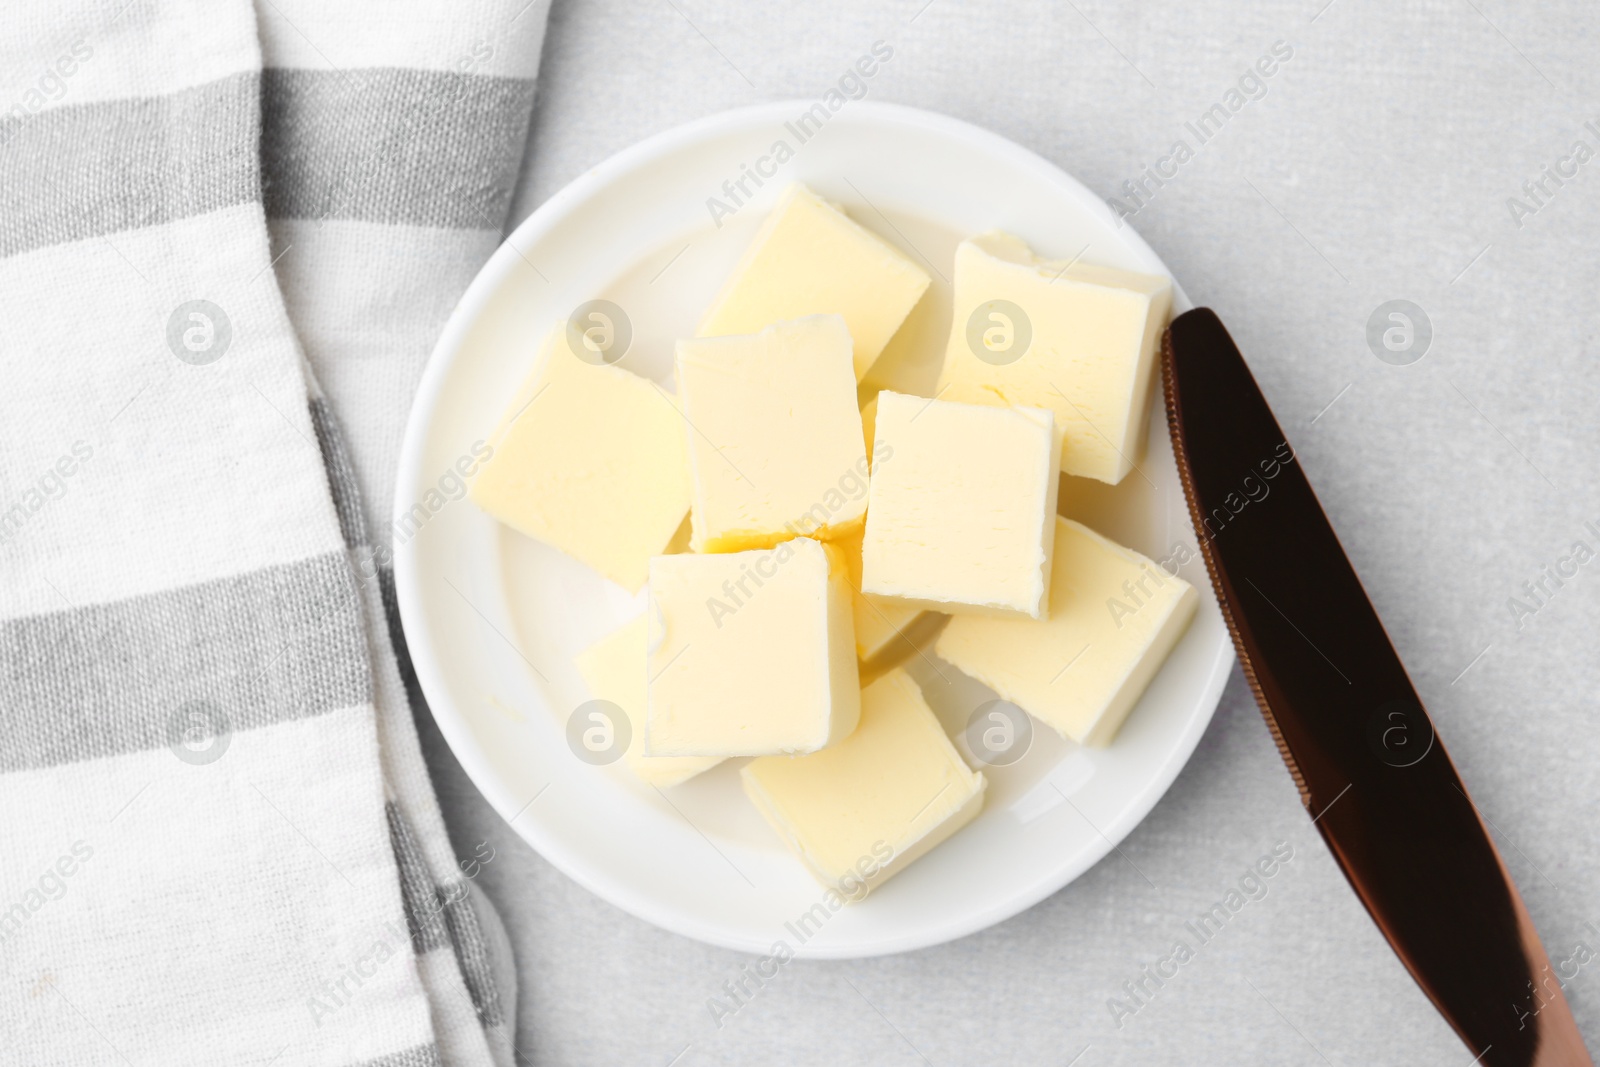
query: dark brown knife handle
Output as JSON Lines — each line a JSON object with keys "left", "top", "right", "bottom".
{"left": 1162, "top": 308, "right": 1591, "bottom": 1067}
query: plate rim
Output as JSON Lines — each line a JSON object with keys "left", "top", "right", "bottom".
{"left": 394, "top": 98, "right": 1235, "bottom": 957}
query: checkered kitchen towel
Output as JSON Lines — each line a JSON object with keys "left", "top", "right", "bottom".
{"left": 0, "top": 0, "right": 548, "bottom": 1063}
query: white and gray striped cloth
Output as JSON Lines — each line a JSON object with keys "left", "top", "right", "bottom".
{"left": 0, "top": 0, "right": 550, "bottom": 1063}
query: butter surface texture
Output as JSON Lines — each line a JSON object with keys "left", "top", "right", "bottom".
{"left": 937, "top": 231, "right": 1172, "bottom": 484}
{"left": 837, "top": 526, "right": 923, "bottom": 662}
{"left": 861, "top": 390, "right": 1059, "bottom": 619}
{"left": 742, "top": 668, "right": 985, "bottom": 896}
{"left": 574, "top": 615, "right": 723, "bottom": 788}
{"left": 469, "top": 325, "right": 690, "bottom": 591}
{"left": 936, "top": 517, "right": 1197, "bottom": 746}
{"left": 647, "top": 538, "right": 859, "bottom": 756}
{"left": 677, "top": 315, "right": 867, "bottom": 553}
{"left": 840, "top": 395, "right": 923, "bottom": 661}
{"left": 698, "top": 184, "right": 931, "bottom": 381}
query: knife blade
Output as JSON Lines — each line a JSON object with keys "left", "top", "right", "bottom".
{"left": 1161, "top": 307, "right": 1591, "bottom": 1067}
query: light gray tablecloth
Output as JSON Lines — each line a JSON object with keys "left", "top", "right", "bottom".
{"left": 420, "top": 1, "right": 1600, "bottom": 1061}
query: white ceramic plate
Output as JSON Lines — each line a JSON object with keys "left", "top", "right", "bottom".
{"left": 394, "top": 101, "right": 1234, "bottom": 958}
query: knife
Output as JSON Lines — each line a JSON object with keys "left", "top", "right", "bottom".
{"left": 1161, "top": 308, "right": 1592, "bottom": 1067}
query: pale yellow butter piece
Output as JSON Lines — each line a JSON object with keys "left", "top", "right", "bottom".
{"left": 842, "top": 394, "right": 923, "bottom": 661}
{"left": 742, "top": 668, "right": 986, "bottom": 897}
{"left": 836, "top": 526, "right": 922, "bottom": 662}
{"left": 698, "top": 184, "right": 932, "bottom": 381}
{"left": 676, "top": 315, "right": 868, "bottom": 553}
{"left": 468, "top": 325, "right": 690, "bottom": 592}
{"left": 859, "top": 392, "right": 884, "bottom": 457}
{"left": 646, "top": 538, "right": 860, "bottom": 757}
{"left": 937, "top": 231, "right": 1173, "bottom": 484}
{"left": 936, "top": 517, "right": 1197, "bottom": 746}
{"left": 861, "top": 390, "right": 1060, "bottom": 619}
{"left": 574, "top": 615, "right": 722, "bottom": 788}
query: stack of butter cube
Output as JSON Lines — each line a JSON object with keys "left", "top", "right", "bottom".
{"left": 469, "top": 184, "right": 1198, "bottom": 897}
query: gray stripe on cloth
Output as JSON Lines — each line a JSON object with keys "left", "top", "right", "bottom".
{"left": 386, "top": 801, "right": 451, "bottom": 954}
{"left": 310, "top": 396, "right": 369, "bottom": 550}
{"left": 378, "top": 563, "right": 428, "bottom": 715}
{"left": 441, "top": 888, "right": 506, "bottom": 1029}
{"left": 0, "top": 72, "right": 259, "bottom": 259}
{"left": 0, "top": 552, "right": 370, "bottom": 773}
{"left": 353, "top": 1044, "right": 443, "bottom": 1067}
{"left": 261, "top": 68, "right": 538, "bottom": 229}
{"left": 386, "top": 800, "right": 505, "bottom": 1027}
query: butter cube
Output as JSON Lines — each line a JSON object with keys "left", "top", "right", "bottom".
{"left": 647, "top": 538, "right": 860, "bottom": 756}
{"left": 936, "top": 517, "right": 1197, "bottom": 746}
{"left": 937, "top": 231, "right": 1172, "bottom": 484}
{"left": 677, "top": 316, "right": 868, "bottom": 553}
{"left": 861, "top": 390, "right": 1059, "bottom": 619}
{"left": 742, "top": 668, "right": 985, "bottom": 896}
{"left": 859, "top": 391, "right": 885, "bottom": 455}
{"left": 574, "top": 615, "right": 722, "bottom": 788}
{"left": 841, "top": 395, "right": 924, "bottom": 662}
{"left": 837, "top": 526, "right": 923, "bottom": 662}
{"left": 698, "top": 184, "right": 932, "bottom": 381}
{"left": 469, "top": 325, "right": 690, "bottom": 591}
